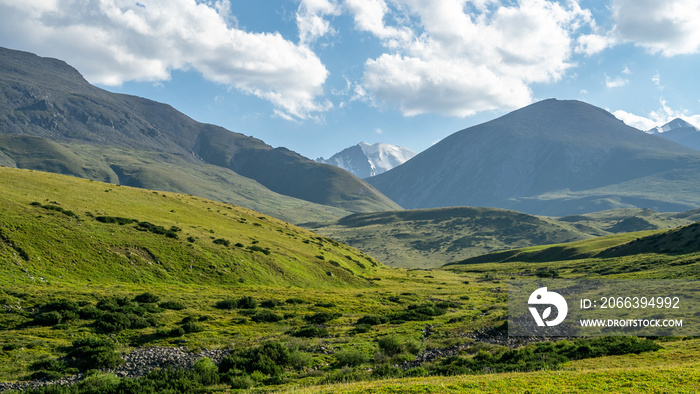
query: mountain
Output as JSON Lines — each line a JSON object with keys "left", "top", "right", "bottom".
{"left": 317, "top": 142, "right": 416, "bottom": 178}
{"left": 0, "top": 46, "right": 400, "bottom": 223}
{"left": 648, "top": 118, "right": 700, "bottom": 151}
{"left": 368, "top": 99, "right": 700, "bottom": 216}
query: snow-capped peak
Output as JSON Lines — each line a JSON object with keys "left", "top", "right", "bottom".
{"left": 648, "top": 118, "right": 698, "bottom": 134}
{"left": 317, "top": 142, "right": 417, "bottom": 178}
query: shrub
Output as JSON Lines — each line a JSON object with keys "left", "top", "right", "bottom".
{"left": 95, "top": 216, "right": 135, "bottom": 225}
{"left": 251, "top": 311, "right": 283, "bottom": 323}
{"left": 29, "top": 359, "right": 79, "bottom": 380}
{"left": 237, "top": 296, "right": 258, "bottom": 309}
{"left": 334, "top": 348, "right": 369, "bottom": 367}
{"left": 134, "top": 292, "right": 160, "bottom": 304}
{"left": 79, "top": 306, "right": 103, "bottom": 319}
{"left": 285, "top": 298, "right": 306, "bottom": 305}
{"left": 220, "top": 342, "right": 292, "bottom": 379}
{"left": 193, "top": 358, "right": 219, "bottom": 386}
{"left": 44, "top": 299, "right": 80, "bottom": 312}
{"left": 66, "top": 337, "right": 123, "bottom": 370}
{"left": 260, "top": 299, "right": 283, "bottom": 309}
{"left": 216, "top": 296, "right": 257, "bottom": 310}
{"left": 213, "top": 238, "right": 230, "bottom": 247}
{"left": 350, "top": 323, "right": 372, "bottom": 335}
{"left": 356, "top": 315, "right": 389, "bottom": 326}
{"left": 304, "top": 312, "right": 341, "bottom": 325}
{"left": 291, "top": 326, "right": 328, "bottom": 338}
{"left": 169, "top": 327, "right": 186, "bottom": 337}
{"left": 248, "top": 245, "right": 271, "bottom": 255}
{"left": 372, "top": 363, "right": 403, "bottom": 378}
{"left": 182, "top": 321, "right": 204, "bottom": 333}
{"left": 378, "top": 335, "right": 404, "bottom": 356}
{"left": 215, "top": 298, "right": 238, "bottom": 310}
{"left": 35, "top": 311, "right": 63, "bottom": 326}
{"left": 226, "top": 375, "right": 254, "bottom": 389}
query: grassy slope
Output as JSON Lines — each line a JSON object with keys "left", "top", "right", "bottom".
{"left": 0, "top": 136, "right": 352, "bottom": 224}
{"left": 311, "top": 206, "right": 697, "bottom": 268}
{"left": 309, "top": 207, "right": 595, "bottom": 268}
{"left": 0, "top": 167, "right": 380, "bottom": 288}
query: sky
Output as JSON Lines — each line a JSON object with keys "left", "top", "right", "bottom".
{"left": 1, "top": 0, "right": 699, "bottom": 159}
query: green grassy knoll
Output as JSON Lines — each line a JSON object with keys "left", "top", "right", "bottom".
{"left": 0, "top": 166, "right": 379, "bottom": 288}
{"left": 310, "top": 206, "right": 699, "bottom": 269}
{"left": 553, "top": 207, "right": 694, "bottom": 235}
{"left": 446, "top": 222, "right": 700, "bottom": 279}
{"left": 310, "top": 207, "right": 596, "bottom": 268}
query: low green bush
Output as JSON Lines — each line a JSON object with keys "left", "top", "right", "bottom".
{"left": 304, "top": 312, "right": 341, "bottom": 325}
{"left": 290, "top": 326, "right": 329, "bottom": 338}
{"left": 251, "top": 311, "right": 283, "bottom": 323}
{"left": 334, "top": 348, "right": 369, "bottom": 367}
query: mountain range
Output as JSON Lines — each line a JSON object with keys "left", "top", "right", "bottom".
{"left": 0, "top": 46, "right": 400, "bottom": 224}
{"left": 648, "top": 118, "right": 700, "bottom": 151}
{"left": 368, "top": 99, "right": 700, "bottom": 216}
{"left": 317, "top": 142, "right": 416, "bottom": 178}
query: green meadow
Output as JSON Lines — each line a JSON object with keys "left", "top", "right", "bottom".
{"left": 0, "top": 167, "right": 698, "bottom": 393}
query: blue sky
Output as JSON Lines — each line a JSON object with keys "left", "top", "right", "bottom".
{"left": 1, "top": 0, "right": 699, "bottom": 159}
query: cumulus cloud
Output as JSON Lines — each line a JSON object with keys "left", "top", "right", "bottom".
{"left": 578, "top": 0, "right": 700, "bottom": 57}
{"left": 610, "top": 0, "right": 700, "bottom": 56}
{"left": 614, "top": 99, "right": 700, "bottom": 131}
{"left": 297, "top": 0, "right": 341, "bottom": 44}
{"left": 0, "top": 0, "right": 331, "bottom": 120}
{"left": 348, "top": 0, "right": 595, "bottom": 117}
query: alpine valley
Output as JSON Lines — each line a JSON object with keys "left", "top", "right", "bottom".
{"left": 0, "top": 47, "right": 400, "bottom": 225}
{"left": 1, "top": 47, "right": 699, "bottom": 393}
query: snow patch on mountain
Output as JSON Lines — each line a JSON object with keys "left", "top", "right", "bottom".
{"left": 317, "top": 142, "right": 417, "bottom": 178}
{"left": 648, "top": 118, "right": 700, "bottom": 151}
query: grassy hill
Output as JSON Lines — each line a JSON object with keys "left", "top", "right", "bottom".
{"left": 445, "top": 224, "right": 700, "bottom": 279}
{"left": 310, "top": 206, "right": 698, "bottom": 268}
{"left": 0, "top": 167, "right": 380, "bottom": 288}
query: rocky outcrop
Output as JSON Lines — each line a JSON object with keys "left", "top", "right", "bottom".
{"left": 0, "top": 346, "right": 230, "bottom": 392}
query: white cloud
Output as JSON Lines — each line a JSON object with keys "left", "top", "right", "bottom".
{"left": 610, "top": 0, "right": 700, "bottom": 56}
{"left": 351, "top": 0, "right": 595, "bottom": 117}
{"left": 297, "top": 0, "right": 341, "bottom": 44}
{"left": 575, "top": 0, "right": 700, "bottom": 57}
{"left": 614, "top": 99, "right": 700, "bottom": 130}
{"left": 575, "top": 33, "right": 613, "bottom": 56}
{"left": 0, "top": 0, "right": 331, "bottom": 120}
{"left": 612, "top": 110, "right": 657, "bottom": 130}
{"left": 605, "top": 74, "right": 628, "bottom": 88}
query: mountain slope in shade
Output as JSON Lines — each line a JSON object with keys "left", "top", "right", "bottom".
{"left": 317, "top": 142, "right": 416, "bottom": 178}
{"left": 648, "top": 118, "right": 700, "bottom": 151}
{"left": 368, "top": 99, "right": 700, "bottom": 216}
{"left": 0, "top": 47, "right": 400, "bottom": 222}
